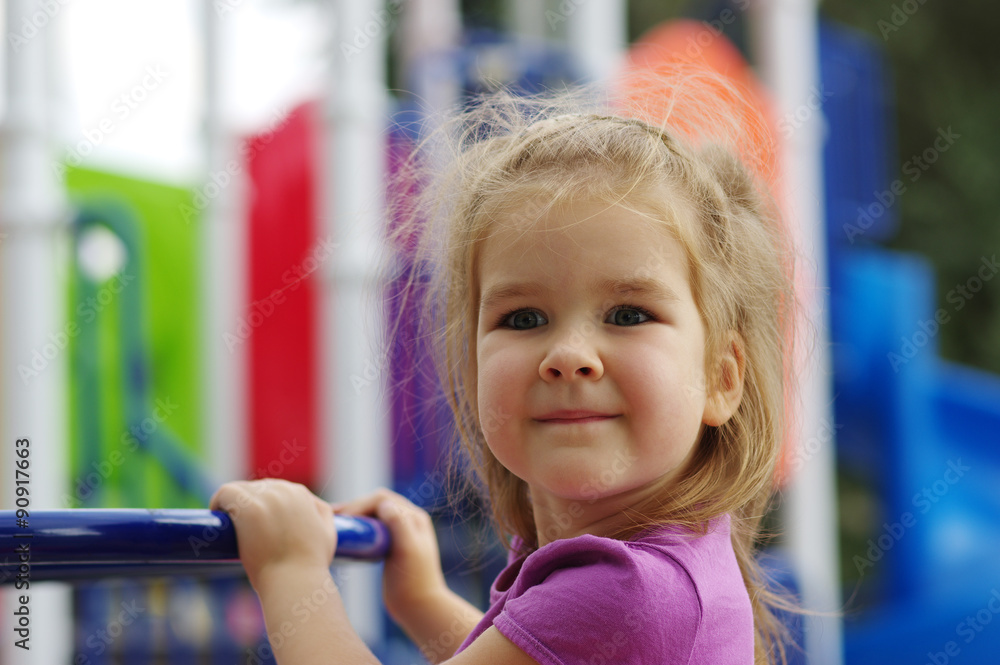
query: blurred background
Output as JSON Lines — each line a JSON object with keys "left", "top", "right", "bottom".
{"left": 1, "top": 0, "right": 998, "bottom": 663}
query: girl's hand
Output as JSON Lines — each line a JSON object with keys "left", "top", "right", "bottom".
{"left": 209, "top": 479, "right": 337, "bottom": 592}
{"left": 333, "top": 488, "right": 447, "bottom": 624}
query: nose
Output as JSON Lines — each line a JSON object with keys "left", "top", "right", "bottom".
{"left": 539, "top": 337, "right": 604, "bottom": 382}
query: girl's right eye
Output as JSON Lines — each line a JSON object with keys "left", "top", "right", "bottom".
{"left": 500, "top": 309, "right": 548, "bottom": 330}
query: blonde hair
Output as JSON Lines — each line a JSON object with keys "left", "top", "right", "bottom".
{"left": 388, "top": 85, "right": 798, "bottom": 664}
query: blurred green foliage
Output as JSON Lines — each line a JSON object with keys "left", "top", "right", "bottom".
{"left": 820, "top": 0, "right": 1000, "bottom": 374}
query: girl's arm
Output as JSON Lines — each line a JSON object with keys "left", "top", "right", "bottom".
{"left": 210, "top": 479, "right": 381, "bottom": 664}
{"left": 211, "top": 480, "right": 538, "bottom": 665}
{"left": 334, "top": 489, "right": 483, "bottom": 663}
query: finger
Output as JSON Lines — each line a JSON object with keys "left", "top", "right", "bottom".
{"left": 209, "top": 481, "right": 250, "bottom": 511}
{"left": 333, "top": 487, "right": 410, "bottom": 517}
{"left": 313, "top": 494, "right": 336, "bottom": 520}
{"left": 373, "top": 494, "right": 432, "bottom": 533}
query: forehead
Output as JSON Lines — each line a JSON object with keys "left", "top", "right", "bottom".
{"left": 476, "top": 197, "right": 693, "bottom": 295}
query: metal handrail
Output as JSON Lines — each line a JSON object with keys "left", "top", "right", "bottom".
{"left": 0, "top": 509, "right": 389, "bottom": 583}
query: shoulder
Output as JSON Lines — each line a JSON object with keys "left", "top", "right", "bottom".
{"left": 492, "top": 515, "right": 753, "bottom": 664}
{"left": 515, "top": 514, "right": 739, "bottom": 603}
{"left": 493, "top": 527, "right": 708, "bottom": 664}
{"left": 513, "top": 528, "right": 703, "bottom": 608}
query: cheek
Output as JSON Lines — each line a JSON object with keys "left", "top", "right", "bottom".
{"left": 621, "top": 348, "right": 706, "bottom": 440}
{"left": 476, "top": 343, "right": 528, "bottom": 427}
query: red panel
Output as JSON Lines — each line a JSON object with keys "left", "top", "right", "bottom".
{"left": 246, "top": 102, "right": 320, "bottom": 488}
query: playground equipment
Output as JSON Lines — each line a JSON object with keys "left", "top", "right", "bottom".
{"left": 10, "top": 1, "right": 999, "bottom": 663}
{"left": 821, "top": 19, "right": 1000, "bottom": 663}
{"left": 0, "top": 510, "right": 389, "bottom": 583}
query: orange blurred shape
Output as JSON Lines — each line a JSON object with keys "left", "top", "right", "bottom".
{"left": 617, "top": 19, "right": 797, "bottom": 487}
{"left": 616, "top": 19, "right": 778, "bottom": 190}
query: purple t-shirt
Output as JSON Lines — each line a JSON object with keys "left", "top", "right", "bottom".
{"left": 456, "top": 514, "right": 753, "bottom": 664}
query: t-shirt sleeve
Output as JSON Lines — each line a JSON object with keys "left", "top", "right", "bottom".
{"left": 493, "top": 536, "right": 702, "bottom": 665}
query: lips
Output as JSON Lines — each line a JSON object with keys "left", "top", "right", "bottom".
{"left": 534, "top": 410, "right": 619, "bottom": 424}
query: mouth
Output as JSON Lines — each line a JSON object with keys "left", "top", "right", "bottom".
{"left": 534, "top": 410, "right": 619, "bottom": 424}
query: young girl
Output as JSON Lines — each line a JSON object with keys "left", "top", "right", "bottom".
{"left": 211, "top": 89, "right": 796, "bottom": 665}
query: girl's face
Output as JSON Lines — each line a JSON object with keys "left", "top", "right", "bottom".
{"left": 475, "top": 198, "right": 732, "bottom": 524}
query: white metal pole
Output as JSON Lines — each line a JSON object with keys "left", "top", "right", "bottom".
{"left": 398, "top": 0, "right": 461, "bottom": 118}
{"left": 565, "top": 0, "right": 627, "bottom": 85}
{"left": 323, "top": 0, "right": 391, "bottom": 645}
{"left": 0, "top": 1, "right": 72, "bottom": 663}
{"left": 200, "top": 0, "right": 246, "bottom": 487}
{"left": 751, "top": 1, "right": 844, "bottom": 664}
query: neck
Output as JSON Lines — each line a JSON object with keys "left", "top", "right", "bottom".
{"left": 529, "top": 479, "right": 671, "bottom": 547}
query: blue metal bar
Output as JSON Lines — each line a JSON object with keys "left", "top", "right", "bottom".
{"left": 0, "top": 509, "right": 389, "bottom": 583}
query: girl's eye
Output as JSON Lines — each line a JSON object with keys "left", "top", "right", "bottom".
{"left": 502, "top": 309, "right": 548, "bottom": 330}
{"left": 607, "top": 306, "right": 652, "bottom": 326}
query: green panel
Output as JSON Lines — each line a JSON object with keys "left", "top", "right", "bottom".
{"left": 65, "top": 166, "right": 204, "bottom": 509}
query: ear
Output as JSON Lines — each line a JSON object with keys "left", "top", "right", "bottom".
{"left": 702, "top": 331, "right": 746, "bottom": 427}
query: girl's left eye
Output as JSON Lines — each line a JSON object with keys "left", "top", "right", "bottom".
{"left": 606, "top": 306, "right": 653, "bottom": 326}
{"left": 501, "top": 309, "right": 548, "bottom": 330}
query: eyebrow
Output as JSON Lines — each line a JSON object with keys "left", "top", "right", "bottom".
{"left": 595, "top": 277, "right": 682, "bottom": 303}
{"left": 479, "top": 282, "right": 544, "bottom": 313}
{"left": 479, "top": 277, "right": 680, "bottom": 312}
